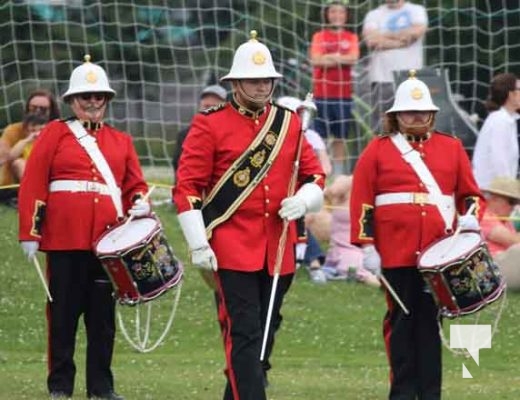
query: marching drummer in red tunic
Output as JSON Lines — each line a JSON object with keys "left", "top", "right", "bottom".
{"left": 18, "top": 55, "right": 149, "bottom": 400}
{"left": 350, "top": 70, "right": 485, "bottom": 400}
{"left": 174, "top": 31, "right": 325, "bottom": 399}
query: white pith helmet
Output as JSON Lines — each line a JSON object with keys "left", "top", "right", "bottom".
{"left": 386, "top": 70, "right": 439, "bottom": 113}
{"left": 221, "top": 30, "right": 282, "bottom": 81}
{"left": 62, "top": 54, "right": 116, "bottom": 101}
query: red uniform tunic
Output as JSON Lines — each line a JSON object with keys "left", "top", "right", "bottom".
{"left": 173, "top": 101, "right": 325, "bottom": 275}
{"left": 18, "top": 119, "right": 148, "bottom": 250}
{"left": 350, "top": 132, "right": 485, "bottom": 268}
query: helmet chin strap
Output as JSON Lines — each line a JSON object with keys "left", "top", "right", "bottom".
{"left": 397, "top": 113, "right": 434, "bottom": 135}
{"left": 235, "top": 80, "right": 276, "bottom": 109}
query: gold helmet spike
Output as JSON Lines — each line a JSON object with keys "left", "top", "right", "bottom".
{"left": 84, "top": 54, "right": 91, "bottom": 63}
{"left": 409, "top": 69, "right": 417, "bottom": 79}
{"left": 250, "top": 30, "right": 258, "bottom": 42}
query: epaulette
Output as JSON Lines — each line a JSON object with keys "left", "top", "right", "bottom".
{"left": 200, "top": 102, "right": 226, "bottom": 115}
{"left": 272, "top": 102, "right": 296, "bottom": 114}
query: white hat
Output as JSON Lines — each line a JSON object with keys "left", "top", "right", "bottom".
{"left": 221, "top": 30, "right": 282, "bottom": 81}
{"left": 200, "top": 85, "right": 227, "bottom": 100}
{"left": 386, "top": 70, "right": 439, "bottom": 113}
{"left": 484, "top": 177, "right": 520, "bottom": 201}
{"left": 62, "top": 55, "right": 116, "bottom": 101}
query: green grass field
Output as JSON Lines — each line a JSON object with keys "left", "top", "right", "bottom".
{"left": 1, "top": 203, "right": 520, "bottom": 399}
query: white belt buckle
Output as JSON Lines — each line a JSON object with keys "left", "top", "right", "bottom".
{"left": 86, "top": 181, "right": 99, "bottom": 193}
{"left": 413, "top": 192, "right": 429, "bottom": 204}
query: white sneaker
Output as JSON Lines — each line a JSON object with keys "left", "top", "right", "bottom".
{"left": 309, "top": 268, "right": 327, "bottom": 284}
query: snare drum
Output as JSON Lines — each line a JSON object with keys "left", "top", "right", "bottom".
{"left": 94, "top": 217, "right": 183, "bottom": 305}
{"left": 418, "top": 230, "right": 505, "bottom": 318}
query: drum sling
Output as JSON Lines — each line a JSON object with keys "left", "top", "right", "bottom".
{"left": 202, "top": 105, "right": 292, "bottom": 238}
{"left": 390, "top": 132, "right": 455, "bottom": 231}
{"left": 66, "top": 120, "right": 124, "bottom": 218}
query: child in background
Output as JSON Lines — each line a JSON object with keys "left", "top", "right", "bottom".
{"left": 322, "top": 175, "right": 380, "bottom": 286}
{"left": 7, "top": 114, "right": 47, "bottom": 182}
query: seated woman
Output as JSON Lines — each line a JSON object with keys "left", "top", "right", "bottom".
{"left": 0, "top": 88, "right": 59, "bottom": 186}
{"left": 480, "top": 177, "right": 520, "bottom": 290}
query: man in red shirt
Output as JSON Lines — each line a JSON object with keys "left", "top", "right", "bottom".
{"left": 309, "top": 0, "right": 359, "bottom": 175}
{"left": 18, "top": 55, "right": 149, "bottom": 400}
{"left": 350, "top": 71, "right": 484, "bottom": 399}
{"left": 174, "top": 31, "right": 325, "bottom": 400}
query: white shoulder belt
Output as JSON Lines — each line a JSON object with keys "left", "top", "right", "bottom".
{"left": 65, "top": 120, "right": 123, "bottom": 218}
{"left": 386, "top": 132, "right": 455, "bottom": 231}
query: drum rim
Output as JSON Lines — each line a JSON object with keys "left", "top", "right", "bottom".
{"left": 417, "top": 229, "right": 482, "bottom": 270}
{"left": 95, "top": 219, "right": 162, "bottom": 257}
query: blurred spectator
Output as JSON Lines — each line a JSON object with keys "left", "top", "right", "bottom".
{"left": 481, "top": 177, "right": 520, "bottom": 254}
{"left": 5, "top": 113, "right": 47, "bottom": 183}
{"left": 0, "top": 89, "right": 60, "bottom": 185}
{"left": 172, "top": 84, "right": 227, "bottom": 174}
{"left": 321, "top": 174, "right": 380, "bottom": 286}
{"left": 480, "top": 177, "right": 520, "bottom": 290}
{"left": 363, "top": 0, "right": 428, "bottom": 133}
{"left": 309, "top": 0, "right": 359, "bottom": 175}
{"left": 472, "top": 73, "right": 520, "bottom": 189}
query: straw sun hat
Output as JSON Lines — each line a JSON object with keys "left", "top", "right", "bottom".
{"left": 484, "top": 177, "right": 520, "bottom": 201}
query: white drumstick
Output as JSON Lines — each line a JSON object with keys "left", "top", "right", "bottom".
{"left": 32, "top": 256, "right": 53, "bottom": 302}
{"left": 444, "top": 203, "right": 477, "bottom": 257}
{"left": 112, "top": 186, "right": 156, "bottom": 242}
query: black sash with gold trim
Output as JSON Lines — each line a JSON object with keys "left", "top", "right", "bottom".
{"left": 202, "top": 105, "right": 292, "bottom": 237}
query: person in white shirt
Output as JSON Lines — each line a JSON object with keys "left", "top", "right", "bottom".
{"left": 472, "top": 72, "right": 520, "bottom": 190}
{"left": 363, "top": 0, "right": 428, "bottom": 132}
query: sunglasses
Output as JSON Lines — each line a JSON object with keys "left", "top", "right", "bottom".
{"left": 28, "top": 105, "right": 50, "bottom": 113}
{"left": 79, "top": 93, "right": 106, "bottom": 101}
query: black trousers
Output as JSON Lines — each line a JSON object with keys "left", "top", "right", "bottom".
{"left": 46, "top": 251, "right": 116, "bottom": 397}
{"left": 215, "top": 268, "right": 293, "bottom": 400}
{"left": 382, "top": 268, "right": 442, "bottom": 400}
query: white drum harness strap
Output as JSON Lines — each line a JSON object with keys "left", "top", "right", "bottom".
{"left": 66, "top": 120, "right": 124, "bottom": 218}
{"left": 388, "top": 132, "right": 455, "bottom": 232}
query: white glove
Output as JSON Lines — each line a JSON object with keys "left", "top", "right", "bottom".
{"left": 458, "top": 214, "right": 480, "bottom": 231}
{"left": 362, "top": 245, "right": 381, "bottom": 271}
{"left": 191, "top": 246, "right": 218, "bottom": 271}
{"left": 128, "top": 199, "right": 151, "bottom": 217}
{"left": 279, "top": 183, "right": 324, "bottom": 221}
{"left": 178, "top": 210, "right": 218, "bottom": 271}
{"left": 21, "top": 241, "right": 39, "bottom": 260}
{"left": 295, "top": 243, "right": 307, "bottom": 261}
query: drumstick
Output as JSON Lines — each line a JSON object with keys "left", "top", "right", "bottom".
{"left": 112, "top": 186, "right": 156, "bottom": 243}
{"left": 379, "top": 274, "right": 409, "bottom": 315}
{"left": 32, "top": 255, "right": 53, "bottom": 302}
{"left": 443, "top": 203, "right": 477, "bottom": 257}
